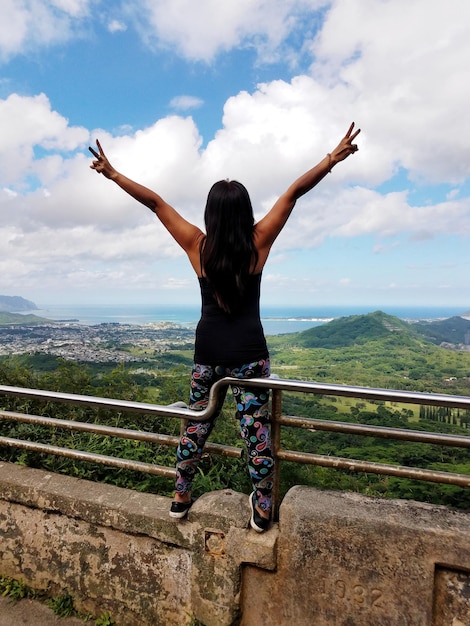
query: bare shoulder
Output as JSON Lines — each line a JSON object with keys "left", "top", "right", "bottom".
{"left": 186, "top": 230, "right": 206, "bottom": 275}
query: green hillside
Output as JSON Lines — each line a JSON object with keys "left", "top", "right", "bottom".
{"left": 1, "top": 310, "right": 469, "bottom": 510}
{"left": 279, "top": 310, "right": 470, "bottom": 350}
{"left": 0, "top": 312, "right": 51, "bottom": 325}
{"left": 292, "top": 310, "right": 412, "bottom": 349}
{"left": 412, "top": 315, "right": 470, "bottom": 346}
{"left": 268, "top": 311, "right": 470, "bottom": 395}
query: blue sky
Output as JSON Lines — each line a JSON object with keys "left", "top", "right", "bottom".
{"left": 1, "top": 0, "right": 470, "bottom": 311}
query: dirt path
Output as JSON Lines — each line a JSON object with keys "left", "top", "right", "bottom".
{"left": 0, "top": 596, "right": 84, "bottom": 626}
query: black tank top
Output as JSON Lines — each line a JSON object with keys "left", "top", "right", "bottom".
{"left": 194, "top": 273, "right": 269, "bottom": 365}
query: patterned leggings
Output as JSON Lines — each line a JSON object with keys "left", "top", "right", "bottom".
{"left": 175, "top": 359, "right": 274, "bottom": 512}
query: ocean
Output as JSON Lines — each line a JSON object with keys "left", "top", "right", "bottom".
{"left": 35, "top": 304, "right": 469, "bottom": 336}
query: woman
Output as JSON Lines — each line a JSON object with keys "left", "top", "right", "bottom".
{"left": 89, "top": 122, "right": 360, "bottom": 531}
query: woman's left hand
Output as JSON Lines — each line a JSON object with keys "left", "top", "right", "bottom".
{"left": 330, "top": 122, "right": 361, "bottom": 165}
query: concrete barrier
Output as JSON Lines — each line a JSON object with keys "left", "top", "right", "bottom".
{"left": 0, "top": 462, "right": 469, "bottom": 625}
{"left": 242, "top": 486, "right": 470, "bottom": 626}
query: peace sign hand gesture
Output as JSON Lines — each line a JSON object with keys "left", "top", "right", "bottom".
{"left": 329, "top": 122, "right": 361, "bottom": 165}
{"left": 89, "top": 139, "right": 117, "bottom": 180}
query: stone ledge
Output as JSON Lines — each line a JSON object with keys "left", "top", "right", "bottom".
{"left": 0, "top": 461, "right": 192, "bottom": 547}
{"left": 0, "top": 462, "right": 268, "bottom": 626}
{"left": 241, "top": 485, "right": 470, "bottom": 626}
{"left": 0, "top": 463, "right": 272, "bottom": 546}
{"left": 226, "top": 525, "right": 279, "bottom": 570}
{"left": 281, "top": 484, "right": 470, "bottom": 537}
{"left": 3, "top": 462, "right": 469, "bottom": 626}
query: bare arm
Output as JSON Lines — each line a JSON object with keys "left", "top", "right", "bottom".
{"left": 89, "top": 140, "right": 203, "bottom": 257}
{"left": 254, "top": 122, "right": 361, "bottom": 264}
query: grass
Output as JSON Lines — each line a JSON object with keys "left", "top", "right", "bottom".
{"left": 46, "top": 591, "right": 76, "bottom": 617}
{"left": 0, "top": 576, "right": 33, "bottom": 601}
{"left": 324, "top": 396, "right": 420, "bottom": 421}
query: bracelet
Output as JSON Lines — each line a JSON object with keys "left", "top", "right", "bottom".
{"left": 327, "top": 153, "right": 332, "bottom": 173}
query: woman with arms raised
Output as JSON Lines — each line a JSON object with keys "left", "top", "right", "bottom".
{"left": 89, "top": 122, "right": 360, "bottom": 532}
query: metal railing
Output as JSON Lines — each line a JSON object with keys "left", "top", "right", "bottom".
{"left": 1, "top": 378, "right": 469, "bottom": 517}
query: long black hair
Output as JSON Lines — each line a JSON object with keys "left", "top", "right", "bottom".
{"left": 201, "top": 180, "right": 258, "bottom": 314}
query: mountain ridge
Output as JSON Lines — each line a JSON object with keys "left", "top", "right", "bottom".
{"left": 0, "top": 311, "right": 50, "bottom": 325}
{"left": 282, "top": 310, "right": 470, "bottom": 350}
{"left": 0, "top": 295, "right": 38, "bottom": 312}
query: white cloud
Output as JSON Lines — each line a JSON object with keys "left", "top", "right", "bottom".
{"left": 0, "top": 97, "right": 244, "bottom": 298}
{"left": 312, "top": 0, "right": 470, "bottom": 184}
{"left": 50, "top": 0, "right": 90, "bottom": 16}
{"left": 169, "top": 96, "right": 204, "bottom": 112}
{"left": 124, "top": 0, "right": 328, "bottom": 63}
{"left": 1, "top": 0, "right": 470, "bottom": 305}
{"left": 0, "top": 0, "right": 326, "bottom": 62}
{"left": 2, "top": 57, "right": 470, "bottom": 298}
{"left": 107, "top": 19, "right": 127, "bottom": 33}
{"left": 0, "top": 93, "right": 89, "bottom": 187}
{"left": 0, "top": 0, "right": 91, "bottom": 59}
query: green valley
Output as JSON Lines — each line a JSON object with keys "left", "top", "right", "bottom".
{"left": 1, "top": 311, "right": 469, "bottom": 510}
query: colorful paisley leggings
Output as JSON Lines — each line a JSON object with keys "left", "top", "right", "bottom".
{"left": 175, "top": 358, "right": 273, "bottom": 512}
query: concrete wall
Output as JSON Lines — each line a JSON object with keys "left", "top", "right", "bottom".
{"left": 242, "top": 487, "right": 470, "bottom": 626}
{"left": 0, "top": 461, "right": 469, "bottom": 626}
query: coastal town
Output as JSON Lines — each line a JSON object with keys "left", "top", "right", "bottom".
{"left": 0, "top": 320, "right": 195, "bottom": 363}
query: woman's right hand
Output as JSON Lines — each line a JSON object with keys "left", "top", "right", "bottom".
{"left": 89, "top": 139, "right": 118, "bottom": 180}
